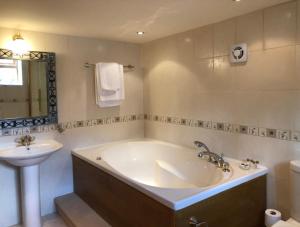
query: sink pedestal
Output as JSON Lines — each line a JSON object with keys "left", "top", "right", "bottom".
{"left": 21, "top": 165, "right": 42, "bottom": 227}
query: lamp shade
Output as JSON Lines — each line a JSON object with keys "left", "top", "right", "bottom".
{"left": 7, "top": 33, "right": 30, "bottom": 56}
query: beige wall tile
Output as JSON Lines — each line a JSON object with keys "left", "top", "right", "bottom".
{"left": 194, "top": 58, "right": 214, "bottom": 91}
{"left": 195, "top": 57, "right": 233, "bottom": 92}
{"left": 297, "top": 0, "right": 300, "bottom": 44}
{"left": 291, "top": 90, "right": 300, "bottom": 130}
{"left": 258, "top": 91, "right": 296, "bottom": 130}
{"left": 231, "top": 91, "right": 262, "bottom": 126}
{"left": 194, "top": 25, "right": 214, "bottom": 59}
{"left": 234, "top": 46, "right": 297, "bottom": 90}
{"left": 262, "top": 46, "right": 297, "bottom": 90}
{"left": 233, "top": 50, "right": 265, "bottom": 90}
{"left": 264, "top": 1, "right": 297, "bottom": 49}
{"left": 212, "top": 56, "right": 234, "bottom": 91}
{"left": 176, "top": 31, "right": 196, "bottom": 66}
{"left": 152, "top": 37, "right": 179, "bottom": 64}
{"left": 236, "top": 11, "right": 264, "bottom": 52}
{"left": 296, "top": 44, "right": 300, "bottom": 84}
{"left": 213, "top": 19, "right": 236, "bottom": 57}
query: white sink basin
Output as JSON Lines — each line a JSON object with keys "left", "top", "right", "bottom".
{"left": 0, "top": 139, "right": 63, "bottom": 166}
{"left": 0, "top": 139, "right": 63, "bottom": 227}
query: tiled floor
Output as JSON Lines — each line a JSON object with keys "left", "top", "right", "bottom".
{"left": 12, "top": 213, "right": 67, "bottom": 227}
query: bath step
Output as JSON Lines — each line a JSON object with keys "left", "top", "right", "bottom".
{"left": 55, "top": 193, "right": 111, "bottom": 227}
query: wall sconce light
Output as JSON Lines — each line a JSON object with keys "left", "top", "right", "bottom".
{"left": 7, "top": 32, "right": 30, "bottom": 57}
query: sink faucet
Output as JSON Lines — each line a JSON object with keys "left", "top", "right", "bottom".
{"left": 194, "top": 141, "right": 230, "bottom": 172}
{"left": 15, "top": 129, "right": 35, "bottom": 149}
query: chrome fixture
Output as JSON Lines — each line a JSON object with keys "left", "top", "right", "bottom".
{"left": 239, "top": 161, "right": 251, "bottom": 170}
{"left": 189, "top": 216, "right": 208, "bottom": 227}
{"left": 15, "top": 129, "right": 35, "bottom": 149}
{"left": 194, "top": 141, "right": 230, "bottom": 172}
{"left": 57, "top": 124, "right": 65, "bottom": 133}
{"left": 83, "top": 62, "right": 135, "bottom": 70}
{"left": 136, "top": 31, "right": 145, "bottom": 36}
{"left": 239, "top": 159, "right": 259, "bottom": 170}
{"left": 246, "top": 158, "right": 259, "bottom": 169}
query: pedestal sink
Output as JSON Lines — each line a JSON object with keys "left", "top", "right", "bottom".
{"left": 0, "top": 139, "right": 63, "bottom": 227}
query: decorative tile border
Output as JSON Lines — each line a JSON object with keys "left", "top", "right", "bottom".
{"left": 145, "top": 114, "right": 300, "bottom": 142}
{"left": 3, "top": 112, "right": 299, "bottom": 143}
{"left": 0, "top": 114, "right": 144, "bottom": 137}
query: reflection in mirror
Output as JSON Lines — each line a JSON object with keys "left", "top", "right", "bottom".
{"left": 0, "top": 59, "right": 48, "bottom": 119}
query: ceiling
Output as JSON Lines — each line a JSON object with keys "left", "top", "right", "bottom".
{"left": 0, "top": 0, "right": 291, "bottom": 43}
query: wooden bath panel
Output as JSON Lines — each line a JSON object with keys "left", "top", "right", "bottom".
{"left": 72, "top": 155, "right": 266, "bottom": 227}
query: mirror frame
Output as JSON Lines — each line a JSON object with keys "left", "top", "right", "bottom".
{"left": 0, "top": 49, "right": 58, "bottom": 129}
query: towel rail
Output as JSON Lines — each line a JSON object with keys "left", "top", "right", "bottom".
{"left": 84, "top": 62, "right": 135, "bottom": 70}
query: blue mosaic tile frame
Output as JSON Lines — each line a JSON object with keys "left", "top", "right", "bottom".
{"left": 0, "top": 50, "right": 58, "bottom": 129}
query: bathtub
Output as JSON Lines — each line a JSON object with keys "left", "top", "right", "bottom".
{"left": 72, "top": 139, "right": 268, "bottom": 210}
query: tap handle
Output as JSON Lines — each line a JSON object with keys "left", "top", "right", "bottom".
{"left": 194, "top": 141, "right": 207, "bottom": 150}
{"left": 246, "top": 158, "right": 259, "bottom": 168}
{"left": 29, "top": 135, "right": 35, "bottom": 142}
{"left": 189, "top": 217, "right": 208, "bottom": 227}
{"left": 194, "top": 141, "right": 202, "bottom": 147}
{"left": 246, "top": 158, "right": 259, "bottom": 164}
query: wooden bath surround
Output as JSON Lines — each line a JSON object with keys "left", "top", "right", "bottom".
{"left": 73, "top": 155, "right": 266, "bottom": 227}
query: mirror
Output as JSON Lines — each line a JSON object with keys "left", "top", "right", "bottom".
{"left": 0, "top": 50, "right": 57, "bottom": 129}
{"left": 0, "top": 59, "right": 48, "bottom": 118}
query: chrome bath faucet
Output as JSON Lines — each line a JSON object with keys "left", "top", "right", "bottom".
{"left": 194, "top": 141, "right": 230, "bottom": 172}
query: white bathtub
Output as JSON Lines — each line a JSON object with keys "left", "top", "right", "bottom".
{"left": 72, "top": 139, "right": 268, "bottom": 210}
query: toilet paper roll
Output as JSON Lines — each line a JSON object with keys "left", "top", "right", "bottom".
{"left": 265, "top": 209, "right": 282, "bottom": 227}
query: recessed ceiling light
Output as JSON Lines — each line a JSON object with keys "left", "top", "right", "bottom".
{"left": 233, "top": 0, "right": 241, "bottom": 2}
{"left": 137, "top": 31, "right": 145, "bottom": 36}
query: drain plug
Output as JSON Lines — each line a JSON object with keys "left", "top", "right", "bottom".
{"left": 96, "top": 157, "right": 102, "bottom": 160}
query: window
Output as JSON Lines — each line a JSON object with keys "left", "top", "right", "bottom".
{"left": 0, "top": 59, "right": 23, "bottom": 85}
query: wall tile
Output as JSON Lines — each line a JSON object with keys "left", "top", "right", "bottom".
{"left": 236, "top": 11, "right": 264, "bottom": 52}
{"left": 233, "top": 50, "right": 265, "bottom": 90}
{"left": 194, "top": 58, "right": 214, "bottom": 91}
{"left": 264, "top": 1, "right": 297, "bottom": 49}
{"left": 234, "top": 46, "right": 297, "bottom": 90}
{"left": 176, "top": 31, "right": 196, "bottom": 65}
{"left": 212, "top": 56, "right": 234, "bottom": 90}
{"left": 296, "top": 45, "right": 300, "bottom": 89}
{"left": 291, "top": 88, "right": 300, "bottom": 130}
{"left": 232, "top": 91, "right": 262, "bottom": 126}
{"left": 194, "top": 25, "right": 214, "bottom": 59}
{"left": 153, "top": 37, "right": 179, "bottom": 63}
{"left": 262, "top": 46, "right": 297, "bottom": 90}
{"left": 258, "top": 91, "right": 296, "bottom": 130}
{"left": 297, "top": 0, "right": 300, "bottom": 44}
{"left": 213, "top": 19, "right": 236, "bottom": 57}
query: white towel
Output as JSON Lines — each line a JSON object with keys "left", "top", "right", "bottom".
{"left": 96, "top": 63, "right": 123, "bottom": 91}
{"left": 95, "top": 63, "right": 125, "bottom": 108}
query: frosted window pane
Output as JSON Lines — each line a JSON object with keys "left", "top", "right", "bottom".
{"left": 0, "top": 60, "right": 23, "bottom": 85}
